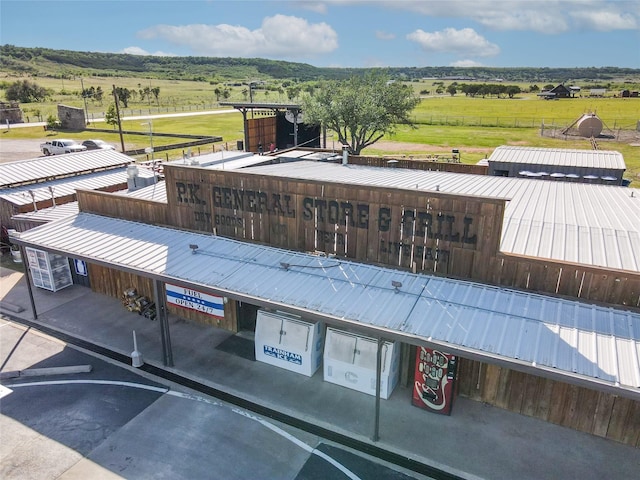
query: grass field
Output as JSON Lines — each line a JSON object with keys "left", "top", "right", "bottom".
{"left": 2, "top": 79, "right": 639, "bottom": 187}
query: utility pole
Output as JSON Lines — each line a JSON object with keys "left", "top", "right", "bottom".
{"left": 80, "top": 78, "right": 90, "bottom": 126}
{"left": 112, "top": 85, "right": 126, "bottom": 153}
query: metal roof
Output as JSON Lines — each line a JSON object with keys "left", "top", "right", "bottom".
{"left": 0, "top": 149, "right": 134, "bottom": 188}
{"left": 0, "top": 167, "right": 156, "bottom": 207}
{"left": 166, "top": 151, "right": 275, "bottom": 171}
{"left": 487, "top": 146, "right": 626, "bottom": 170}
{"left": 239, "top": 161, "right": 640, "bottom": 273}
{"left": 12, "top": 212, "right": 640, "bottom": 400}
{"left": 166, "top": 150, "right": 251, "bottom": 167}
{"left": 116, "top": 181, "right": 167, "bottom": 202}
{"left": 11, "top": 201, "right": 79, "bottom": 224}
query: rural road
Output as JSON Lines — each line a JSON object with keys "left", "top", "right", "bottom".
{"left": 5, "top": 108, "right": 240, "bottom": 129}
{"left": 0, "top": 109, "right": 240, "bottom": 162}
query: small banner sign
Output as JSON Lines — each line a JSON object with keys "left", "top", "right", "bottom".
{"left": 166, "top": 284, "right": 224, "bottom": 318}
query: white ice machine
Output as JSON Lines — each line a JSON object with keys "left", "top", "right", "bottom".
{"left": 254, "top": 310, "right": 324, "bottom": 377}
{"left": 323, "top": 327, "right": 400, "bottom": 399}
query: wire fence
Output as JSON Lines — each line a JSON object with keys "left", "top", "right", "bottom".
{"left": 413, "top": 114, "right": 639, "bottom": 130}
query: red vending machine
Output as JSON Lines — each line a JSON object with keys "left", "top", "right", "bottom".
{"left": 412, "top": 347, "right": 457, "bottom": 415}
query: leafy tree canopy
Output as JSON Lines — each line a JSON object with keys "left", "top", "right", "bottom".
{"left": 5, "top": 79, "right": 48, "bottom": 103}
{"left": 302, "top": 73, "right": 420, "bottom": 155}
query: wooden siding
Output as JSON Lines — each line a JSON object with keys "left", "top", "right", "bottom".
{"left": 89, "top": 263, "right": 154, "bottom": 300}
{"left": 165, "top": 165, "right": 501, "bottom": 277}
{"left": 89, "top": 264, "right": 237, "bottom": 331}
{"left": 77, "top": 189, "right": 169, "bottom": 226}
{"left": 456, "top": 357, "right": 640, "bottom": 447}
{"left": 247, "top": 117, "right": 276, "bottom": 153}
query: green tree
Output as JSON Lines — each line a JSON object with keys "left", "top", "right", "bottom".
{"left": 46, "top": 114, "right": 58, "bottom": 130}
{"left": 301, "top": 73, "right": 420, "bottom": 155}
{"left": 506, "top": 85, "right": 521, "bottom": 98}
{"left": 6, "top": 79, "right": 48, "bottom": 102}
{"left": 105, "top": 103, "right": 119, "bottom": 128}
{"left": 286, "top": 86, "right": 301, "bottom": 101}
{"left": 446, "top": 84, "right": 457, "bottom": 96}
{"left": 151, "top": 86, "right": 160, "bottom": 106}
{"left": 114, "top": 87, "right": 131, "bottom": 108}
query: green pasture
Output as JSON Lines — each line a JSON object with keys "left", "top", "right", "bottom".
{"left": 411, "top": 95, "right": 639, "bottom": 129}
{"left": 2, "top": 88, "right": 638, "bottom": 186}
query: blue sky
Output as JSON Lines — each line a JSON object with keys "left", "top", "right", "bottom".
{"left": 1, "top": 0, "right": 639, "bottom": 68}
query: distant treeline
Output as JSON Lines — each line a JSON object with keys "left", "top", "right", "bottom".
{"left": 1, "top": 44, "right": 639, "bottom": 83}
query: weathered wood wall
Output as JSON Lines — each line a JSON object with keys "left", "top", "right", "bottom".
{"left": 165, "top": 166, "right": 501, "bottom": 276}
{"left": 88, "top": 264, "right": 237, "bottom": 330}
{"left": 89, "top": 263, "right": 154, "bottom": 300}
{"left": 485, "top": 254, "right": 640, "bottom": 310}
{"left": 247, "top": 117, "right": 276, "bottom": 153}
{"left": 77, "top": 189, "right": 169, "bottom": 226}
{"left": 456, "top": 357, "right": 640, "bottom": 447}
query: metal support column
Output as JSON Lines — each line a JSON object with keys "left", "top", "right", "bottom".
{"left": 241, "top": 109, "right": 249, "bottom": 152}
{"left": 153, "top": 279, "right": 173, "bottom": 367}
{"left": 20, "top": 246, "right": 38, "bottom": 320}
{"left": 372, "top": 336, "right": 384, "bottom": 442}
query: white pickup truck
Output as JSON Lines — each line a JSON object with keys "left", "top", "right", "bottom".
{"left": 40, "top": 139, "right": 87, "bottom": 155}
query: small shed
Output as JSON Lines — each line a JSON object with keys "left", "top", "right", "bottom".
{"left": 486, "top": 146, "right": 626, "bottom": 184}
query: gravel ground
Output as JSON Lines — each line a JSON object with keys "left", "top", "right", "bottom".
{"left": 0, "top": 139, "right": 44, "bottom": 163}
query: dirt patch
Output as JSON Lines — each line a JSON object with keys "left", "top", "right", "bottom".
{"left": 0, "top": 139, "right": 44, "bottom": 163}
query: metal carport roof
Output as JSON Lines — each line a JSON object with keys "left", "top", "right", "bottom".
{"left": 11, "top": 212, "right": 640, "bottom": 401}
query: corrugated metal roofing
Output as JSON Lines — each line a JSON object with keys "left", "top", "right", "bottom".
{"left": 11, "top": 201, "right": 79, "bottom": 223}
{"left": 117, "top": 181, "right": 167, "bottom": 202}
{"left": 0, "top": 149, "right": 134, "bottom": 188}
{"left": 166, "top": 150, "right": 252, "bottom": 167}
{"left": 238, "top": 161, "right": 640, "bottom": 273}
{"left": 487, "top": 146, "right": 626, "bottom": 169}
{"left": 167, "top": 151, "right": 274, "bottom": 171}
{"left": 0, "top": 167, "right": 156, "bottom": 206}
{"left": 13, "top": 212, "right": 640, "bottom": 400}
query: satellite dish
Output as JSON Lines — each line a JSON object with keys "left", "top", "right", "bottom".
{"left": 285, "top": 110, "right": 303, "bottom": 124}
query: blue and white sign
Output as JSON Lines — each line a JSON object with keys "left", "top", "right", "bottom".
{"left": 166, "top": 284, "right": 224, "bottom": 318}
{"left": 263, "top": 345, "right": 303, "bottom": 365}
{"left": 74, "top": 259, "right": 88, "bottom": 276}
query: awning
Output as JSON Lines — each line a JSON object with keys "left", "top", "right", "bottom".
{"left": 11, "top": 212, "right": 640, "bottom": 400}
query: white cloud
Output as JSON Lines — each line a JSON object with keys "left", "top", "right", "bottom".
{"left": 407, "top": 28, "right": 500, "bottom": 57}
{"left": 369, "top": 0, "right": 640, "bottom": 34}
{"left": 450, "top": 59, "right": 484, "bottom": 67}
{"left": 375, "top": 30, "right": 395, "bottom": 40}
{"left": 570, "top": 10, "right": 637, "bottom": 31}
{"left": 293, "top": 1, "right": 328, "bottom": 14}
{"left": 121, "top": 46, "right": 176, "bottom": 57}
{"left": 138, "top": 15, "right": 338, "bottom": 58}
{"left": 474, "top": 9, "right": 569, "bottom": 34}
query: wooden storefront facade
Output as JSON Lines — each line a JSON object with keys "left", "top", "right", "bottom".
{"left": 73, "top": 160, "right": 640, "bottom": 447}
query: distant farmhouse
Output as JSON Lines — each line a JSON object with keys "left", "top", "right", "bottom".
{"left": 537, "top": 84, "right": 573, "bottom": 100}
